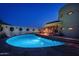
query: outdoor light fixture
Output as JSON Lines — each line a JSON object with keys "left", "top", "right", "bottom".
{"left": 67, "top": 11, "right": 73, "bottom": 15}
{"left": 62, "top": 28, "right": 64, "bottom": 30}
{"left": 68, "top": 28, "right": 73, "bottom": 30}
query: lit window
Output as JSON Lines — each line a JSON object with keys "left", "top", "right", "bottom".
{"left": 67, "top": 11, "right": 73, "bottom": 15}
{"left": 32, "top": 29, "right": 35, "bottom": 31}
{"left": 62, "top": 28, "right": 64, "bottom": 30}
{"left": 68, "top": 28, "right": 73, "bottom": 30}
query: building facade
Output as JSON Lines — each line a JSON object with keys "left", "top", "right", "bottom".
{"left": 39, "top": 21, "right": 62, "bottom": 36}
{"left": 59, "top": 4, "right": 79, "bottom": 38}
{"left": 0, "top": 24, "right": 39, "bottom": 37}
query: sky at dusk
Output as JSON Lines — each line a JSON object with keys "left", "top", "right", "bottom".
{"left": 0, "top": 3, "right": 65, "bottom": 28}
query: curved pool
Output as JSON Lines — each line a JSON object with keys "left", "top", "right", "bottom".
{"left": 6, "top": 34, "right": 64, "bottom": 48}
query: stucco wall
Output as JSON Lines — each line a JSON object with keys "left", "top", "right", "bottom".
{"left": 59, "top": 4, "right": 79, "bottom": 38}
{"left": 1, "top": 24, "right": 38, "bottom": 37}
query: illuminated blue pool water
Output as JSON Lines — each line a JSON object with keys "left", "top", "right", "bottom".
{"left": 6, "top": 34, "right": 64, "bottom": 48}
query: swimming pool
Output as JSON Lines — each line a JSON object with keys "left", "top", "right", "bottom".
{"left": 6, "top": 34, "right": 64, "bottom": 48}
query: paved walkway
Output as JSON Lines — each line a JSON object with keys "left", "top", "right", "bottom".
{"left": 54, "top": 36, "right": 79, "bottom": 48}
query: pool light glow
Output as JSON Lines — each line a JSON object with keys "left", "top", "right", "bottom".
{"left": 6, "top": 34, "right": 64, "bottom": 48}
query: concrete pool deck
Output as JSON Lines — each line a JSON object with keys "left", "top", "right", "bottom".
{"left": 36, "top": 34, "right": 79, "bottom": 48}
{"left": 54, "top": 36, "right": 79, "bottom": 48}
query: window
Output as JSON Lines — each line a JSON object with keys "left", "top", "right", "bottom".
{"left": 26, "top": 28, "right": 29, "bottom": 31}
{"left": 67, "top": 11, "right": 73, "bottom": 15}
{"left": 10, "top": 27, "right": 14, "bottom": 32}
{"left": 19, "top": 28, "right": 22, "bottom": 31}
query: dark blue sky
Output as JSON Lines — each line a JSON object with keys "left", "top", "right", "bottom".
{"left": 0, "top": 3, "right": 65, "bottom": 28}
